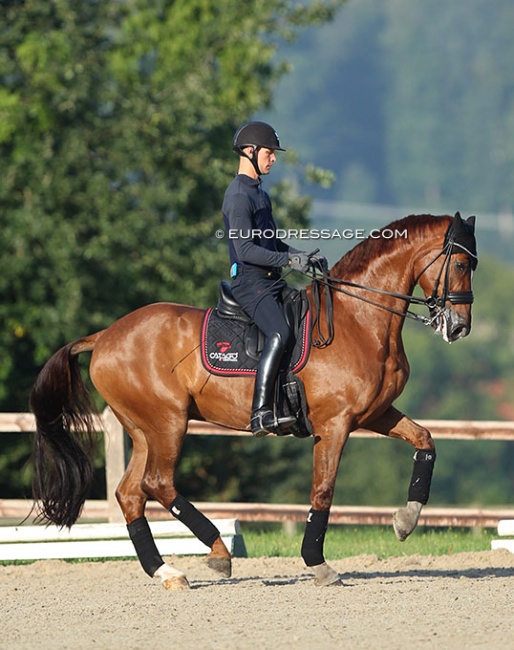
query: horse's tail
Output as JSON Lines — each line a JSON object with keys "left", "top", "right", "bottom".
{"left": 29, "top": 331, "right": 105, "bottom": 528}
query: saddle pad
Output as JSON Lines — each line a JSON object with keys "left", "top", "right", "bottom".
{"left": 201, "top": 307, "right": 311, "bottom": 376}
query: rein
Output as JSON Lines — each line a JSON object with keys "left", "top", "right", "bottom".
{"left": 305, "top": 220, "right": 476, "bottom": 348}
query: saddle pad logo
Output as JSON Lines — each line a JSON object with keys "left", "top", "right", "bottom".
{"left": 210, "top": 340, "right": 239, "bottom": 363}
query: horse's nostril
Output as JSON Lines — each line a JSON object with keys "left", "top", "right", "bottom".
{"left": 451, "top": 325, "right": 469, "bottom": 341}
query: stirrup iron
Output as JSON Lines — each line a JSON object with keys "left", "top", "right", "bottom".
{"left": 250, "top": 407, "right": 296, "bottom": 437}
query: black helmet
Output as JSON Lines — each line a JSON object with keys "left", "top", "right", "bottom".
{"left": 233, "top": 121, "right": 286, "bottom": 154}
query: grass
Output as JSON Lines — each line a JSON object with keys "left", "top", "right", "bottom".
{"left": 241, "top": 523, "right": 496, "bottom": 559}
{"left": 0, "top": 524, "right": 497, "bottom": 566}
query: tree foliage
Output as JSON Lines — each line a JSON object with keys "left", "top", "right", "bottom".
{"left": 0, "top": 0, "right": 348, "bottom": 503}
{"left": 0, "top": 0, "right": 344, "bottom": 408}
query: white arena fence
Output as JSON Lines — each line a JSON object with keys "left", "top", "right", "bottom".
{"left": 0, "top": 410, "right": 513, "bottom": 560}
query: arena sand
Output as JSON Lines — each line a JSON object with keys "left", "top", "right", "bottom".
{"left": 1, "top": 550, "right": 513, "bottom": 649}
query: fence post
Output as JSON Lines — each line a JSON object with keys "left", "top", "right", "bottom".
{"left": 102, "top": 407, "right": 126, "bottom": 523}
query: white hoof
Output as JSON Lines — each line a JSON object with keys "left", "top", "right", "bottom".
{"left": 311, "top": 562, "right": 341, "bottom": 587}
{"left": 393, "top": 500, "right": 423, "bottom": 541}
{"left": 162, "top": 576, "right": 191, "bottom": 591}
{"left": 154, "top": 563, "right": 190, "bottom": 591}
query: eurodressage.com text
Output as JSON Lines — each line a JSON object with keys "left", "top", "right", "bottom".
{"left": 221, "top": 228, "right": 408, "bottom": 241}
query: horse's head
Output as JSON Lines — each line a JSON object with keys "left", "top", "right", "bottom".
{"left": 415, "top": 212, "right": 477, "bottom": 343}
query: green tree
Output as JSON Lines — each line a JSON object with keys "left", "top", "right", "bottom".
{"left": 0, "top": 0, "right": 345, "bottom": 409}
{"left": 262, "top": 0, "right": 388, "bottom": 203}
{"left": 0, "top": 0, "right": 345, "bottom": 501}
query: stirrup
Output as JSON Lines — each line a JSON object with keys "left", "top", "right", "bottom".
{"left": 250, "top": 408, "right": 296, "bottom": 438}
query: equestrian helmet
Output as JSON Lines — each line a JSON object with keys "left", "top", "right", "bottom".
{"left": 232, "top": 121, "right": 286, "bottom": 154}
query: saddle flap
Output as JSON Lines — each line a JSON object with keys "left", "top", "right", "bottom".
{"left": 246, "top": 324, "right": 266, "bottom": 361}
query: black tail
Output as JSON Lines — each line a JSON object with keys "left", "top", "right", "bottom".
{"left": 29, "top": 342, "right": 97, "bottom": 528}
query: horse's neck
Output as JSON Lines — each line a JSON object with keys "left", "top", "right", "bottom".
{"left": 328, "top": 233, "right": 426, "bottom": 345}
{"left": 335, "top": 245, "right": 416, "bottom": 305}
{"left": 331, "top": 217, "right": 446, "bottom": 300}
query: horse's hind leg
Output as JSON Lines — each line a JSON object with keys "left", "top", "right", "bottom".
{"left": 368, "top": 406, "right": 436, "bottom": 541}
{"left": 113, "top": 411, "right": 190, "bottom": 590}
{"left": 139, "top": 415, "right": 232, "bottom": 583}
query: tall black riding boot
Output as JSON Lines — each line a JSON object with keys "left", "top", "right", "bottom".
{"left": 250, "top": 332, "right": 296, "bottom": 437}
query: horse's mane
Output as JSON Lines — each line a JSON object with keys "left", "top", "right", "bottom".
{"left": 330, "top": 214, "right": 452, "bottom": 279}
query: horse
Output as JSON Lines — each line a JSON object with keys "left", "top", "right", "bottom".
{"left": 29, "top": 211, "right": 477, "bottom": 589}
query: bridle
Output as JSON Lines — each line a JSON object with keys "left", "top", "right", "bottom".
{"left": 305, "top": 218, "right": 478, "bottom": 348}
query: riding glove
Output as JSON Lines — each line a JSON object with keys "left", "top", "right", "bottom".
{"left": 288, "top": 252, "right": 311, "bottom": 273}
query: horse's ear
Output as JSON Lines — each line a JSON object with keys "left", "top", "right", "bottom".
{"left": 466, "top": 215, "right": 476, "bottom": 231}
{"left": 453, "top": 211, "right": 462, "bottom": 223}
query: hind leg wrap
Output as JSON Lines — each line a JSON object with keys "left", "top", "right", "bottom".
{"left": 127, "top": 516, "right": 165, "bottom": 577}
{"left": 169, "top": 495, "right": 220, "bottom": 547}
{"left": 408, "top": 448, "right": 436, "bottom": 504}
{"left": 301, "top": 508, "right": 329, "bottom": 567}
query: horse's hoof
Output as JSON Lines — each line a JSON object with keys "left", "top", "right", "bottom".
{"left": 312, "top": 562, "right": 342, "bottom": 587}
{"left": 206, "top": 556, "right": 232, "bottom": 578}
{"left": 393, "top": 511, "right": 410, "bottom": 541}
{"left": 393, "top": 500, "right": 422, "bottom": 541}
{"left": 315, "top": 575, "right": 342, "bottom": 587}
{"left": 162, "top": 575, "right": 191, "bottom": 591}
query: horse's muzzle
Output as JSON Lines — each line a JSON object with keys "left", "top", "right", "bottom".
{"left": 431, "top": 307, "right": 471, "bottom": 343}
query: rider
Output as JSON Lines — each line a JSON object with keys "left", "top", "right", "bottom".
{"left": 222, "top": 121, "right": 326, "bottom": 437}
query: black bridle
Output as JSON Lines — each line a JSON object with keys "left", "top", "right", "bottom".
{"left": 305, "top": 216, "right": 478, "bottom": 349}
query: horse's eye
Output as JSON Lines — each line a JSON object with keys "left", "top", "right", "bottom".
{"left": 454, "top": 261, "right": 468, "bottom": 273}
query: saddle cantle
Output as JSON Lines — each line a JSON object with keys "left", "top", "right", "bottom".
{"left": 200, "top": 281, "right": 314, "bottom": 438}
{"left": 216, "top": 281, "right": 252, "bottom": 322}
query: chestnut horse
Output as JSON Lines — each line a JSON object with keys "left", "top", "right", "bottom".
{"left": 30, "top": 212, "right": 477, "bottom": 589}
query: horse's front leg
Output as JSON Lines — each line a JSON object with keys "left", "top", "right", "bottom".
{"left": 368, "top": 406, "right": 436, "bottom": 541}
{"left": 302, "top": 424, "right": 350, "bottom": 587}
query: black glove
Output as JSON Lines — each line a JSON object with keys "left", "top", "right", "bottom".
{"left": 288, "top": 252, "right": 311, "bottom": 273}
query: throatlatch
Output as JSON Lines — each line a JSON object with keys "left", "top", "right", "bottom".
{"left": 408, "top": 448, "right": 436, "bottom": 504}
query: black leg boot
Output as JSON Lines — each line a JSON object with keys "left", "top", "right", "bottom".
{"left": 250, "top": 332, "right": 296, "bottom": 437}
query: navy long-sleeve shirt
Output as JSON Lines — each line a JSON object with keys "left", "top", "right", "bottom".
{"left": 222, "top": 174, "right": 300, "bottom": 269}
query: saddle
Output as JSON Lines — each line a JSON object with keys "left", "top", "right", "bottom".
{"left": 200, "top": 281, "right": 314, "bottom": 437}
{"left": 217, "top": 281, "right": 308, "bottom": 359}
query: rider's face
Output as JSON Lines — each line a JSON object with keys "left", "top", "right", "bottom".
{"left": 256, "top": 147, "right": 277, "bottom": 175}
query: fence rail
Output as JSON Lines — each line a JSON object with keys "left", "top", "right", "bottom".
{"left": 1, "top": 410, "right": 513, "bottom": 527}
{"left": 2, "top": 499, "right": 513, "bottom": 530}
